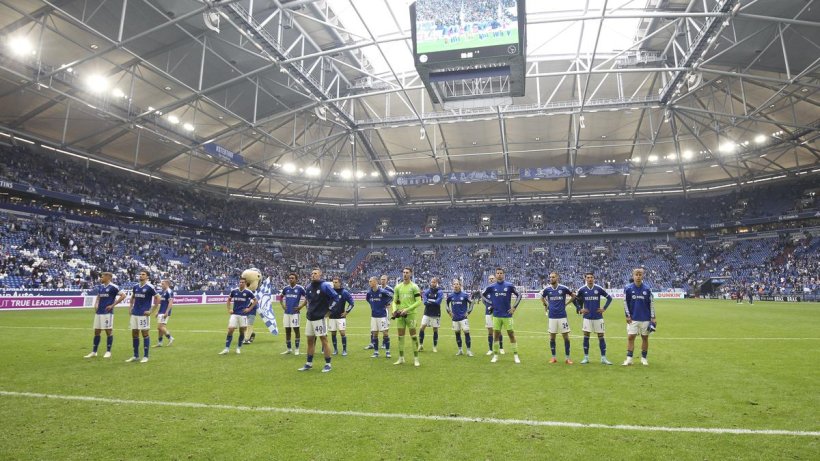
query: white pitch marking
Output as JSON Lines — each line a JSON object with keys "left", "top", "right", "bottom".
{"left": 0, "top": 390, "right": 817, "bottom": 437}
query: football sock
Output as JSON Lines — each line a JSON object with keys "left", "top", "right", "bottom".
{"left": 306, "top": 354, "right": 313, "bottom": 365}
{"left": 331, "top": 334, "right": 338, "bottom": 351}
{"left": 564, "top": 339, "right": 571, "bottom": 358}
{"left": 419, "top": 330, "right": 425, "bottom": 345}
{"left": 325, "top": 356, "right": 331, "bottom": 364}
{"left": 373, "top": 335, "right": 379, "bottom": 352}
{"left": 398, "top": 336, "right": 405, "bottom": 357}
{"left": 433, "top": 330, "right": 438, "bottom": 346}
{"left": 550, "top": 339, "right": 556, "bottom": 357}
{"left": 295, "top": 338, "right": 300, "bottom": 349}
{"left": 132, "top": 338, "right": 139, "bottom": 357}
{"left": 464, "top": 332, "right": 471, "bottom": 349}
{"left": 583, "top": 336, "right": 590, "bottom": 355}
{"left": 92, "top": 335, "right": 100, "bottom": 353}
{"left": 411, "top": 336, "right": 419, "bottom": 358}
{"left": 143, "top": 337, "right": 150, "bottom": 357}
{"left": 499, "top": 336, "right": 503, "bottom": 349}
{"left": 225, "top": 334, "right": 233, "bottom": 348}
{"left": 455, "top": 332, "right": 462, "bottom": 348}
{"left": 106, "top": 335, "right": 113, "bottom": 352}
{"left": 599, "top": 338, "right": 606, "bottom": 356}
{"left": 383, "top": 337, "right": 390, "bottom": 351}
{"left": 237, "top": 333, "right": 244, "bottom": 347}
{"left": 627, "top": 350, "right": 634, "bottom": 358}
{"left": 286, "top": 340, "right": 292, "bottom": 350}
{"left": 487, "top": 334, "right": 493, "bottom": 350}
{"left": 341, "top": 336, "right": 347, "bottom": 351}
{"left": 641, "top": 350, "right": 648, "bottom": 359}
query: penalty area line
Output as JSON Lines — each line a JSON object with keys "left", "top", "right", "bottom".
{"left": 0, "top": 390, "right": 817, "bottom": 437}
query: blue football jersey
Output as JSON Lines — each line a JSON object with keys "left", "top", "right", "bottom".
{"left": 158, "top": 288, "right": 174, "bottom": 315}
{"left": 446, "top": 291, "right": 472, "bottom": 321}
{"left": 624, "top": 283, "right": 654, "bottom": 321}
{"left": 281, "top": 285, "right": 306, "bottom": 314}
{"left": 366, "top": 288, "right": 392, "bottom": 318}
{"left": 576, "top": 285, "right": 612, "bottom": 320}
{"left": 541, "top": 284, "right": 574, "bottom": 319}
{"left": 481, "top": 281, "right": 520, "bottom": 318}
{"left": 131, "top": 283, "right": 158, "bottom": 315}
{"left": 230, "top": 288, "right": 256, "bottom": 315}
{"left": 96, "top": 283, "right": 120, "bottom": 314}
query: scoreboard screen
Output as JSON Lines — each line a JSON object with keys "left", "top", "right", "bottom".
{"left": 411, "top": 0, "right": 526, "bottom": 64}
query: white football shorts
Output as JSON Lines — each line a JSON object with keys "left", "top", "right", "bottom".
{"left": 93, "top": 313, "right": 113, "bottom": 330}
{"left": 548, "top": 317, "right": 571, "bottom": 334}
{"left": 228, "top": 314, "right": 249, "bottom": 329}
{"left": 305, "top": 318, "right": 328, "bottom": 337}
{"left": 582, "top": 318, "right": 605, "bottom": 334}
{"left": 370, "top": 317, "right": 389, "bottom": 332}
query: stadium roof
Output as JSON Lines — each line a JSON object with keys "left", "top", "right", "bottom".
{"left": 0, "top": 0, "right": 818, "bottom": 206}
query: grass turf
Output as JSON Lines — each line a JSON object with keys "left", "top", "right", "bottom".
{"left": 0, "top": 299, "right": 817, "bottom": 460}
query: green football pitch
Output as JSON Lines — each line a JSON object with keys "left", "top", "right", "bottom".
{"left": 0, "top": 299, "right": 817, "bottom": 460}
{"left": 416, "top": 30, "right": 519, "bottom": 54}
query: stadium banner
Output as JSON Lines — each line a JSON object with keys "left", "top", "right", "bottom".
{"left": 519, "top": 166, "right": 572, "bottom": 180}
{"left": 173, "top": 295, "right": 206, "bottom": 305}
{"left": 574, "top": 163, "right": 630, "bottom": 176}
{"left": 393, "top": 174, "right": 443, "bottom": 186}
{"left": 446, "top": 170, "right": 498, "bottom": 183}
{"left": 0, "top": 295, "right": 94, "bottom": 310}
{"left": 520, "top": 290, "right": 684, "bottom": 300}
{"left": 205, "top": 295, "right": 230, "bottom": 303}
{"left": 203, "top": 142, "right": 245, "bottom": 166}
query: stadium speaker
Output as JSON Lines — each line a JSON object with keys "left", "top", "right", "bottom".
{"left": 203, "top": 11, "right": 220, "bottom": 33}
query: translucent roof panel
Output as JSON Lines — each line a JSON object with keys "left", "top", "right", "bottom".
{"left": 327, "top": 0, "right": 644, "bottom": 76}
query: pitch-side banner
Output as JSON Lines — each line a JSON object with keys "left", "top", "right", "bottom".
{"left": 446, "top": 170, "right": 499, "bottom": 183}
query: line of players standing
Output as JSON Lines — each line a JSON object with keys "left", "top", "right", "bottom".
{"left": 84, "top": 265, "right": 657, "bottom": 371}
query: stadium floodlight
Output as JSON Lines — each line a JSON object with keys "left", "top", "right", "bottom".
{"left": 167, "top": 115, "right": 180, "bottom": 124}
{"left": 8, "top": 36, "right": 34, "bottom": 56}
{"left": 682, "top": 150, "right": 693, "bottom": 160}
{"left": 340, "top": 169, "right": 353, "bottom": 179}
{"left": 356, "top": 170, "right": 366, "bottom": 179}
{"left": 632, "top": 156, "right": 641, "bottom": 163}
{"left": 305, "top": 166, "right": 321, "bottom": 177}
{"left": 182, "top": 123, "right": 194, "bottom": 132}
{"left": 754, "top": 134, "right": 767, "bottom": 144}
{"left": 282, "top": 163, "right": 296, "bottom": 174}
{"left": 667, "top": 153, "right": 677, "bottom": 160}
{"left": 648, "top": 154, "right": 658, "bottom": 162}
{"left": 85, "top": 74, "right": 109, "bottom": 92}
{"left": 370, "top": 171, "right": 379, "bottom": 178}
{"left": 111, "top": 88, "right": 126, "bottom": 99}
{"left": 388, "top": 171, "right": 396, "bottom": 177}
{"left": 719, "top": 142, "right": 736, "bottom": 154}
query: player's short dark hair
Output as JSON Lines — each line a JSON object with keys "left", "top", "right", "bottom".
{"left": 101, "top": 271, "right": 113, "bottom": 277}
{"left": 403, "top": 266, "right": 413, "bottom": 273}
{"left": 332, "top": 276, "right": 341, "bottom": 282}
{"left": 584, "top": 272, "right": 594, "bottom": 277}
{"left": 495, "top": 267, "right": 504, "bottom": 273}
{"left": 139, "top": 270, "right": 149, "bottom": 276}
{"left": 288, "top": 272, "right": 298, "bottom": 278}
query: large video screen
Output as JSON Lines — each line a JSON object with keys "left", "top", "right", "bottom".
{"left": 412, "top": 0, "right": 524, "bottom": 62}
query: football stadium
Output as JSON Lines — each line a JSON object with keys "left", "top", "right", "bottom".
{"left": 0, "top": 0, "right": 818, "bottom": 459}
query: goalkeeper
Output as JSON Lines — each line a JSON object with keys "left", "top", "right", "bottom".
{"left": 391, "top": 267, "right": 422, "bottom": 367}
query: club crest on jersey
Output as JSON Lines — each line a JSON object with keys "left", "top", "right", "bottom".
{"left": 594, "top": 290, "right": 598, "bottom": 294}
{"left": 643, "top": 291, "right": 648, "bottom": 296}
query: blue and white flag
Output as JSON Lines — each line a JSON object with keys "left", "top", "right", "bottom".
{"left": 257, "top": 276, "right": 278, "bottom": 335}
